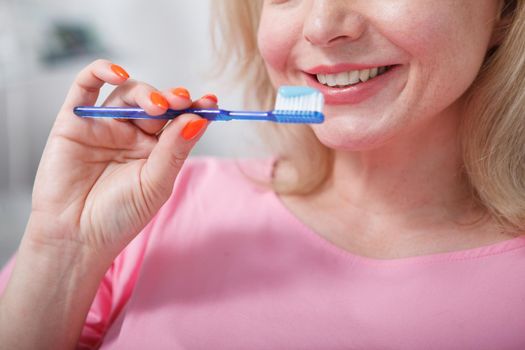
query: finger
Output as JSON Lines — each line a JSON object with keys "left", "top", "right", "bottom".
{"left": 101, "top": 80, "right": 170, "bottom": 134}
{"left": 61, "top": 59, "right": 129, "bottom": 112}
{"left": 132, "top": 87, "right": 193, "bottom": 135}
{"left": 191, "top": 93, "right": 219, "bottom": 109}
{"left": 130, "top": 91, "right": 170, "bottom": 134}
{"left": 141, "top": 112, "right": 209, "bottom": 202}
{"left": 150, "top": 91, "right": 217, "bottom": 137}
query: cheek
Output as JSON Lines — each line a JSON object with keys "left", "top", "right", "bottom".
{"left": 376, "top": 2, "right": 493, "bottom": 72}
{"left": 257, "top": 26, "right": 288, "bottom": 72}
{"left": 257, "top": 10, "right": 303, "bottom": 77}
{"left": 376, "top": 3, "right": 464, "bottom": 61}
{"left": 373, "top": 1, "right": 494, "bottom": 116}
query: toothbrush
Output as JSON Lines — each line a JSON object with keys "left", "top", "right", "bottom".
{"left": 74, "top": 86, "right": 324, "bottom": 124}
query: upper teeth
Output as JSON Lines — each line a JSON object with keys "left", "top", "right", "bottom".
{"left": 316, "top": 66, "right": 388, "bottom": 87}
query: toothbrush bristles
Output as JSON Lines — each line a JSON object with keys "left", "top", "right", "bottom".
{"left": 273, "top": 86, "right": 325, "bottom": 123}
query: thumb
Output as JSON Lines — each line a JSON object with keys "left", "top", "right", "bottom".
{"left": 141, "top": 114, "right": 209, "bottom": 200}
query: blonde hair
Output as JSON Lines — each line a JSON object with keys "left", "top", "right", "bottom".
{"left": 463, "top": 0, "right": 525, "bottom": 231}
{"left": 212, "top": 0, "right": 525, "bottom": 231}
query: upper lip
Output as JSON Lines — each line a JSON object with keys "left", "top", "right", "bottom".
{"left": 304, "top": 63, "right": 396, "bottom": 75}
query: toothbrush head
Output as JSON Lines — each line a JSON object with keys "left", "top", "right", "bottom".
{"left": 273, "top": 86, "right": 325, "bottom": 124}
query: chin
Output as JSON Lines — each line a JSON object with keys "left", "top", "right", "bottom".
{"left": 311, "top": 118, "right": 397, "bottom": 152}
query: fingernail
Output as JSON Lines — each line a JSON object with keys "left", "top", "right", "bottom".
{"left": 181, "top": 119, "right": 207, "bottom": 140}
{"left": 171, "top": 87, "right": 191, "bottom": 100}
{"left": 201, "top": 94, "right": 218, "bottom": 104}
{"left": 150, "top": 91, "right": 168, "bottom": 109}
{"left": 111, "top": 64, "right": 129, "bottom": 79}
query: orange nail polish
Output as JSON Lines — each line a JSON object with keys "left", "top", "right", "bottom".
{"left": 201, "top": 94, "right": 218, "bottom": 104}
{"left": 181, "top": 119, "right": 207, "bottom": 140}
{"left": 150, "top": 91, "right": 168, "bottom": 109}
{"left": 111, "top": 64, "right": 129, "bottom": 79}
{"left": 171, "top": 87, "right": 191, "bottom": 100}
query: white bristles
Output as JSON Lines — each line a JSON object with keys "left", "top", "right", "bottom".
{"left": 271, "top": 86, "right": 325, "bottom": 123}
{"left": 274, "top": 87, "right": 324, "bottom": 114}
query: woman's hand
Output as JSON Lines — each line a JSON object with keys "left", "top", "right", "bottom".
{"left": 25, "top": 59, "right": 216, "bottom": 263}
{"left": 0, "top": 59, "right": 217, "bottom": 350}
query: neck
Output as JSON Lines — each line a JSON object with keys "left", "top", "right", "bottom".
{"left": 323, "top": 102, "right": 483, "bottom": 227}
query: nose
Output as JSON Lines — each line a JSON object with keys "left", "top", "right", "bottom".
{"left": 303, "top": 0, "right": 366, "bottom": 47}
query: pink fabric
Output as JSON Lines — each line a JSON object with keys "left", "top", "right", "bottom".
{"left": 1, "top": 157, "right": 525, "bottom": 349}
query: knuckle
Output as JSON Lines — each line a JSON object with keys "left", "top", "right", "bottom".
{"left": 113, "top": 79, "right": 140, "bottom": 96}
{"left": 139, "top": 81, "right": 157, "bottom": 92}
{"left": 126, "top": 81, "right": 155, "bottom": 96}
{"left": 93, "top": 58, "right": 111, "bottom": 67}
{"left": 74, "top": 74, "right": 99, "bottom": 93}
{"left": 167, "top": 152, "right": 187, "bottom": 171}
{"left": 120, "top": 78, "right": 138, "bottom": 90}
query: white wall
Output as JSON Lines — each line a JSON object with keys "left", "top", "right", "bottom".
{"left": 0, "top": 0, "right": 266, "bottom": 265}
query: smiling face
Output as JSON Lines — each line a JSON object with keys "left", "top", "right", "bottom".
{"left": 258, "top": 0, "right": 502, "bottom": 150}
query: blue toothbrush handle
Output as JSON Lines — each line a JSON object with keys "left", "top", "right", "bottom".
{"left": 73, "top": 106, "right": 272, "bottom": 121}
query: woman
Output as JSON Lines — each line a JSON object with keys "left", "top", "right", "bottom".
{"left": 1, "top": 0, "right": 525, "bottom": 348}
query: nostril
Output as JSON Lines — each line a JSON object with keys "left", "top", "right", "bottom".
{"left": 303, "top": 9, "right": 367, "bottom": 47}
{"left": 305, "top": 33, "right": 355, "bottom": 47}
{"left": 328, "top": 35, "right": 355, "bottom": 45}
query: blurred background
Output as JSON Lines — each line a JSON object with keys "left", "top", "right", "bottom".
{"left": 0, "top": 0, "right": 265, "bottom": 265}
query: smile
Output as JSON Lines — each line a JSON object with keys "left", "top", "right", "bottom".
{"left": 303, "top": 64, "right": 404, "bottom": 105}
{"left": 315, "top": 66, "right": 393, "bottom": 88}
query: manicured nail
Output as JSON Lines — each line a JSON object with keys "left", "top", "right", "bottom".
{"left": 201, "top": 94, "right": 218, "bottom": 104}
{"left": 111, "top": 64, "right": 129, "bottom": 79}
{"left": 181, "top": 119, "right": 207, "bottom": 140}
{"left": 171, "top": 87, "right": 191, "bottom": 100}
{"left": 150, "top": 91, "right": 168, "bottom": 109}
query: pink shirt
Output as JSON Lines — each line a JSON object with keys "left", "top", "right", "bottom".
{"left": 2, "top": 157, "right": 525, "bottom": 349}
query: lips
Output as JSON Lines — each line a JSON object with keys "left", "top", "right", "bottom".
{"left": 303, "top": 64, "right": 403, "bottom": 105}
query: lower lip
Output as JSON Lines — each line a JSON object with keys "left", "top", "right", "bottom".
{"left": 305, "top": 65, "right": 403, "bottom": 105}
